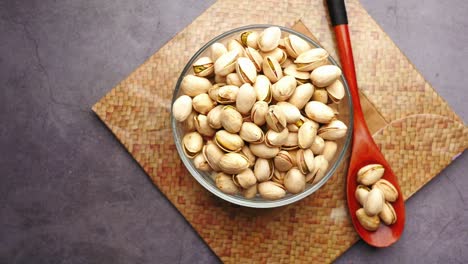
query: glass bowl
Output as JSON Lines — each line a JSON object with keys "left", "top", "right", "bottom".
{"left": 171, "top": 25, "right": 353, "bottom": 208}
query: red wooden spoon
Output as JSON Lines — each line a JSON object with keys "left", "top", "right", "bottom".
{"left": 326, "top": 0, "right": 405, "bottom": 247}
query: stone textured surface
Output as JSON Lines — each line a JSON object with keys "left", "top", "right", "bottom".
{"left": 0, "top": 0, "right": 466, "bottom": 263}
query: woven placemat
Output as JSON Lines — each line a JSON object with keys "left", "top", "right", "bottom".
{"left": 92, "top": 0, "right": 467, "bottom": 262}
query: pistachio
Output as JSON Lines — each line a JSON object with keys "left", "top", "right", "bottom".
{"left": 281, "top": 57, "right": 293, "bottom": 68}
{"left": 257, "top": 26, "right": 281, "bottom": 52}
{"left": 272, "top": 170, "right": 285, "bottom": 185}
{"left": 236, "top": 57, "right": 257, "bottom": 84}
{"left": 215, "top": 74, "right": 227, "bottom": 84}
{"left": 250, "top": 101, "right": 269, "bottom": 126}
{"left": 317, "top": 119, "right": 348, "bottom": 140}
{"left": 284, "top": 168, "right": 306, "bottom": 194}
{"left": 379, "top": 201, "right": 397, "bottom": 225}
{"left": 310, "top": 135, "right": 325, "bottom": 154}
{"left": 364, "top": 188, "right": 385, "bottom": 216}
{"left": 284, "top": 34, "right": 311, "bottom": 58}
{"left": 282, "top": 132, "right": 299, "bottom": 150}
{"left": 214, "top": 50, "right": 239, "bottom": 76}
{"left": 249, "top": 143, "right": 280, "bottom": 159}
{"left": 298, "top": 121, "right": 317, "bottom": 149}
{"left": 194, "top": 114, "right": 216, "bottom": 137}
{"left": 322, "top": 141, "right": 338, "bottom": 161}
{"left": 262, "top": 56, "right": 283, "bottom": 83}
{"left": 227, "top": 39, "right": 245, "bottom": 57}
{"left": 220, "top": 106, "right": 243, "bottom": 133}
{"left": 326, "top": 79, "right": 345, "bottom": 103}
{"left": 173, "top": 95, "right": 193, "bottom": 122}
{"left": 192, "top": 93, "right": 215, "bottom": 115}
{"left": 242, "top": 184, "right": 258, "bottom": 199}
{"left": 304, "top": 101, "right": 335, "bottom": 123}
{"left": 355, "top": 185, "right": 370, "bottom": 206}
{"left": 253, "top": 75, "right": 272, "bottom": 103}
{"left": 254, "top": 158, "right": 274, "bottom": 182}
{"left": 239, "top": 122, "right": 264, "bottom": 143}
{"left": 276, "top": 102, "right": 301, "bottom": 123}
{"left": 296, "top": 149, "right": 315, "bottom": 174}
{"left": 306, "top": 155, "right": 328, "bottom": 183}
{"left": 182, "top": 132, "right": 203, "bottom": 158}
{"left": 294, "top": 48, "right": 329, "bottom": 72}
{"left": 287, "top": 123, "right": 300, "bottom": 133}
{"left": 210, "top": 42, "right": 228, "bottom": 61}
{"left": 373, "top": 179, "right": 399, "bottom": 202}
{"left": 311, "top": 88, "right": 329, "bottom": 104}
{"left": 215, "top": 130, "right": 244, "bottom": 152}
{"left": 356, "top": 208, "right": 380, "bottom": 231}
{"left": 265, "top": 128, "right": 289, "bottom": 147}
{"left": 265, "top": 105, "right": 287, "bottom": 132}
{"left": 215, "top": 172, "right": 239, "bottom": 195}
{"left": 203, "top": 142, "right": 224, "bottom": 172}
{"left": 240, "top": 31, "right": 259, "bottom": 49}
{"left": 183, "top": 111, "right": 197, "bottom": 132}
{"left": 180, "top": 75, "right": 212, "bottom": 97}
{"left": 193, "top": 56, "right": 214, "bottom": 77}
{"left": 219, "top": 152, "right": 250, "bottom": 174}
{"left": 274, "top": 150, "right": 295, "bottom": 172}
{"left": 207, "top": 105, "right": 224, "bottom": 129}
{"left": 233, "top": 168, "right": 257, "bottom": 189}
{"left": 357, "top": 164, "right": 385, "bottom": 185}
{"left": 271, "top": 76, "right": 296, "bottom": 101}
{"left": 258, "top": 181, "right": 286, "bottom": 200}
{"left": 226, "top": 73, "right": 243, "bottom": 86}
{"left": 216, "top": 85, "right": 239, "bottom": 104}
{"left": 244, "top": 47, "right": 263, "bottom": 72}
{"left": 236, "top": 83, "right": 256, "bottom": 115}
{"left": 310, "top": 65, "right": 342, "bottom": 87}
{"left": 283, "top": 64, "right": 310, "bottom": 84}
{"left": 208, "top": 83, "right": 222, "bottom": 101}
{"left": 240, "top": 145, "right": 256, "bottom": 167}
{"left": 193, "top": 153, "right": 211, "bottom": 171}
{"left": 261, "top": 48, "right": 288, "bottom": 65}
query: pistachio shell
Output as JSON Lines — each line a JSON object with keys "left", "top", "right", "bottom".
{"left": 265, "top": 105, "right": 287, "bottom": 132}
{"left": 276, "top": 102, "right": 301, "bottom": 123}
{"left": 208, "top": 83, "right": 222, "bottom": 101}
{"left": 294, "top": 48, "right": 329, "bottom": 72}
{"left": 227, "top": 39, "right": 245, "bottom": 57}
{"left": 214, "top": 50, "right": 239, "bottom": 76}
{"left": 226, "top": 73, "right": 243, "bottom": 86}
{"left": 326, "top": 79, "right": 345, "bottom": 103}
{"left": 193, "top": 153, "right": 211, "bottom": 171}
{"left": 258, "top": 181, "right": 286, "bottom": 200}
{"left": 364, "top": 188, "right": 385, "bottom": 216}
{"left": 220, "top": 106, "right": 243, "bottom": 133}
{"left": 296, "top": 149, "right": 315, "bottom": 174}
{"left": 182, "top": 132, "right": 203, "bottom": 158}
{"left": 284, "top": 168, "right": 306, "bottom": 194}
{"left": 298, "top": 121, "right": 317, "bottom": 149}
{"left": 317, "top": 119, "right": 348, "bottom": 140}
{"left": 239, "top": 122, "right": 264, "bottom": 143}
{"left": 310, "top": 65, "right": 342, "bottom": 87}
{"left": 262, "top": 56, "right": 283, "bottom": 83}
{"left": 244, "top": 47, "right": 263, "bottom": 72}
{"left": 357, "top": 164, "right": 385, "bottom": 185}
{"left": 355, "top": 185, "right": 370, "bottom": 206}
{"left": 261, "top": 48, "right": 288, "bottom": 65}
{"left": 183, "top": 111, "right": 197, "bottom": 132}
{"left": 310, "top": 135, "right": 325, "bottom": 154}
{"left": 192, "top": 93, "right": 215, "bottom": 115}
{"left": 194, "top": 114, "right": 216, "bottom": 137}
{"left": 304, "top": 101, "right": 335, "bottom": 123}
{"left": 282, "top": 132, "right": 299, "bottom": 150}
{"left": 311, "top": 88, "right": 329, "bottom": 104}
{"left": 193, "top": 56, "right": 214, "bottom": 77}
{"left": 253, "top": 75, "right": 272, "bottom": 103}
{"left": 173, "top": 95, "right": 193, "bottom": 122}
{"left": 236, "top": 57, "right": 257, "bottom": 84}
{"left": 203, "top": 142, "right": 224, "bottom": 172}
{"left": 322, "top": 141, "right": 338, "bottom": 161}
{"left": 257, "top": 26, "right": 281, "bottom": 52}
{"left": 356, "top": 208, "right": 380, "bottom": 231}
{"left": 240, "top": 31, "right": 259, "bottom": 49}
{"left": 284, "top": 34, "right": 311, "bottom": 58}
{"left": 379, "top": 201, "right": 397, "bottom": 225}
{"left": 253, "top": 158, "right": 274, "bottom": 183}
{"left": 207, "top": 105, "right": 224, "bottom": 129}
{"left": 373, "top": 179, "right": 399, "bottom": 202}
{"left": 272, "top": 170, "right": 285, "bottom": 185}
{"left": 283, "top": 64, "right": 310, "bottom": 83}
{"left": 274, "top": 150, "right": 294, "bottom": 172}
{"left": 249, "top": 143, "right": 280, "bottom": 159}
{"left": 235, "top": 83, "right": 257, "bottom": 115}
{"left": 281, "top": 58, "right": 293, "bottom": 68}
{"left": 214, "top": 74, "right": 226, "bottom": 84}
{"left": 233, "top": 168, "right": 257, "bottom": 189}
{"left": 271, "top": 75, "right": 296, "bottom": 101}
{"left": 242, "top": 184, "right": 258, "bottom": 199}
{"left": 180, "top": 75, "right": 212, "bottom": 97}
{"left": 240, "top": 145, "right": 256, "bottom": 167}
{"left": 216, "top": 85, "right": 239, "bottom": 104}
{"left": 215, "top": 172, "right": 239, "bottom": 195}
{"left": 210, "top": 42, "right": 228, "bottom": 61}
{"left": 215, "top": 130, "right": 244, "bottom": 152}
{"left": 250, "top": 101, "right": 269, "bottom": 126}
{"left": 219, "top": 152, "right": 250, "bottom": 174}
{"left": 265, "top": 128, "right": 289, "bottom": 147}
{"left": 312, "top": 155, "right": 329, "bottom": 184}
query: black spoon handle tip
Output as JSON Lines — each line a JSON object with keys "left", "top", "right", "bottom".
{"left": 326, "top": 0, "right": 348, "bottom": 26}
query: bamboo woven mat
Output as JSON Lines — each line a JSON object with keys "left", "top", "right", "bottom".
{"left": 92, "top": 0, "right": 468, "bottom": 262}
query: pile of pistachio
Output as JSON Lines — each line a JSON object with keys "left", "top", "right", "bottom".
{"left": 172, "top": 26, "right": 348, "bottom": 200}
{"left": 355, "top": 164, "right": 399, "bottom": 231}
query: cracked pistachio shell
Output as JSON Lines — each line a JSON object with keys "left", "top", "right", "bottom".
{"left": 193, "top": 153, "right": 211, "bottom": 172}
{"left": 250, "top": 143, "right": 280, "bottom": 159}
{"left": 203, "top": 141, "right": 224, "bottom": 172}
{"left": 215, "top": 130, "right": 244, "bottom": 152}
{"left": 215, "top": 172, "right": 239, "bottom": 195}
{"left": 305, "top": 155, "right": 328, "bottom": 183}
{"left": 183, "top": 111, "right": 197, "bottom": 132}
{"left": 240, "top": 31, "right": 259, "bottom": 49}
{"left": 322, "top": 141, "right": 338, "bottom": 162}
{"left": 311, "top": 88, "right": 328, "bottom": 104}
{"left": 265, "top": 105, "right": 287, "bottom": 132}
{"left": 214, "top": 50, "right": 239, "bottom": 76}
{"left": 271, "top": 76, "right": 297, "bottom": 102}
{"left": 233, "top": 168, "right": 257, "bottom": 189}
{"left": 284, "top": 34, "right": 311, "bottom": 58}
{"left": 296, "top": 149, "right": 315, "bottom": 175}
{"left": 173, "top": 95, "right": 193, "bottom": 122}
{"left": 298, "top": 121, "right": 317, "bottom": 149}
{"left": 194, "top": 114, "right": 216, "bottom": 137}
{"left": 326, "top": 79, "right": 345, "bottom": 103}
{"left": 262, "top": 56, "right": 283, "bottom": 83}
{"left": 250, "top": 101, "right": 269, "bottom": 126}
{"left": 207, "top": 105, "right": 224, "bottom": 129}
{"left": 276, "top": 102, "right": 301, "bottom": 124}
{"left": 356, "top": 208, "right": 380, "bottom": 231}
{"left": 265, "top": 128, "right": 289, "bottom": 147}
{"left": 253, "top": 75, "right": 272, "bottom": 103}
{"left": 254, "top": 158, "right": 274, "bottom": 182}
{"left": 311, "top": 135, "right": 325, "bottom": 154}
{"left": 220, "top": 106, "right": 243, "bottom": 133}
{"left": 193, "top": 56, "right": 214, "bottom": 77}
{"left": 236, "top": 83, "right": 257, "bottom": 115}
{"left": 182, "top": 132, "right": 203, "bottom": 158}
{"left": 272, "top": 170, "right": 285, "bottom": 185}
{"left": 355, "top": 185, "right": 371, "bottom": 206}
{"left": 284, "top": 64, "right": 310, "bottom": 84}
{"left": 373, "top": 179, "right": 399, "bottom": 202}
{"left": 379, "top": 201, "right": 397, "bottom": 225}
{"left": 243, "top": 184, "right": 258, "bottom": 199}
{"left": 274, "top": 150, "right": 294, "bottom": 172}
{"left": 210, "top": 42, "right": 228, "bottom": 61}
{"left": 357, "top": 164, "right": 385, "bottom": 185}
{"left": 236, "top": 57, "right": 257, "bottom": 84}
{"left": 245, "top": 47, "right": 263, "bottom": 72}
{"left": 192, "top": 93, "right": 215, "bottom": 115}
{"left": 318, "top": 119, "right": 348, "bottom": 140}
{"left": 281, "top": 58, "right": 293, "bottom": 69}
{"left": 208, "top": 83, "right": 222, "bottom": 101}
{"left": 239, "top": 122, "right": 264, "bottom": 144}
{"left": 258, "top": 181, "right": 286, "bottom": 200}
{"left": 227, "top": 39, "right": 245, "bottom": 57}
{"left": 257, "top": 26, "right": 281, "bottom": 52}
{"left": 305, "top": 101, "right": 335, "bottom": 123}
{"left": 364, "top": 188, "right": 385, "bottom": 216}
{"left": 226, "top": 73, "right": 243, "bottom": 87}
{"left": 219, "top": 152, "right": 250, "bottom": 174}
{"left": 310, "top": 65, "right": 342, "bottom": 87}
{"left": 215, "top": 74, "right": 226, "bottom": 84}
{"left": 216, "top": 85, "right": 239, "bottom": 104}
{"left": 284, "top": 167, "right": 306, "bottom": 194}
{"left": 261, "top": 48, "right": 288, "bottom": 65}
{"left": 240, "top": 145, "right": 256, "bottom": 167}
{"left": 181, "top": 75, "right": 212, "bottom": 97}
{"left": 282, "top": 132, "right": 299, "bottom": 150}
{"left": 294, "top": 48, "right": 329, "bottom": 72}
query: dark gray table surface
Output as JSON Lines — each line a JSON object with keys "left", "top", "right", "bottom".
{"left": 1, "top": 0, "right": 467, "bottom": 263}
